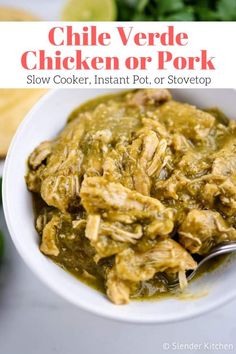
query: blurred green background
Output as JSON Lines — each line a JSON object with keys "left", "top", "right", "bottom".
{"left": 117, "top": 0, "right": 236, "bottom": 21}
{"left": 0, "top": 0, "right": 235, "bottom": 21}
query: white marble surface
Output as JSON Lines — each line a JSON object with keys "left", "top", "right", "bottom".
{"left": 0, "top": 1, "right": 236, "bottom": 353}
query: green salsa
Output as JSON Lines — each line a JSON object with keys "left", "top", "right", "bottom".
{"left": 27, "top": 89, "right": 236, "bottom": 304}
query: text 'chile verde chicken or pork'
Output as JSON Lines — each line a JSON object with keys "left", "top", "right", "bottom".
{"left": 26, "top": 89, "right": 236, "bottom": 304}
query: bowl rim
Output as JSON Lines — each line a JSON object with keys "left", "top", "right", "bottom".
{"left": 3, "top": 88, "right": 236, "bottom": 324}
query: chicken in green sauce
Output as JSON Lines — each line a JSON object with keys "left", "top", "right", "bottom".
{"left": 26, "top": 89, "right": 236, "bottom": 304}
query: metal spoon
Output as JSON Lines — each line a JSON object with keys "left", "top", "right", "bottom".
{"left": 159, "top": 241, "right": 236, "bottom": 290}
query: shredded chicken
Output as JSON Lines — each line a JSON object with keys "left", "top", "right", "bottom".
{"left": 26, "top": 89, "right": 236, "bottom": 305}
{"left": 212, "top": 152, "right": 236, "bottom": 176}
{"left": 171, "top": 134, "right": 192, "bottom": 153}
{"left": 179, "top": 209, "right": 236, "bottom": 255}
{"left": 41, "top": 174, "right": 80, "bottom": 212}
{"left": 114, "top": 239, "right": 196, "bottom": 283}
{"left": 128, "top": 88, "right": 171, "bottom": 106}
{"left": 100, "top": 222, "right": 143, "bottom": 244}
{"left": 106, "top": 268, "right": 131, "bottom": 305}
{"left": 40, "top": 216, "right": 60, "bottom": 256}
{"left": 147, "top": 139, "right": 168, "bottom": 176}
{"left": 142, "top": 118, "right": 169, "bottom": 138}
{"left": 156, "top": 100, "right": 215, "bottom": 141}
{"left": 80, "top": 176, "right": 167, "bottom": 215}
{"left": 85, "top": 215, "right": 101, "bottom": 241}
{"left": 29, "top": 141, "right": 52, "bottom": 170}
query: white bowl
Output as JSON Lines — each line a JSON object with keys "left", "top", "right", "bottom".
{"left": 3, "top": 89, "right": 236, "bottom": 324}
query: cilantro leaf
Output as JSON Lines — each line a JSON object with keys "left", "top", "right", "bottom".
{"left": 116, "top": 0, "right": 236, "bottom": 21}
{"left": 137, "top": 0, "right": 149, "bottom": 12}
{"left": 217, "top": 0, "right": 236, "bottom": 20}
{"left": 160, "top": 6, "right": 195, "bottom": 21}
{"left": 156, "top": 0, "right": 185, "bottom": 16}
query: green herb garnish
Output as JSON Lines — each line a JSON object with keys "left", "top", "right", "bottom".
{"left": 116, "top": 0, "right": 236, "bottom": 21}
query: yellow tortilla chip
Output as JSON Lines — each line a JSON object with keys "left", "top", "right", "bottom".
{"left": 0, "top": 6, "right": 39, "bottom": 21}
{"left": 0, "top": 89, "right": 47, "bottom": 158}
{"left": 0, "top": 7, "right": 42, "bottom": 157}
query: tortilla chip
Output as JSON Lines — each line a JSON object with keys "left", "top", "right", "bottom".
{"left": 0, "top": 7, "right": 42, "bottom": 157}
{"left": 0, "top": 89, "right": 47, "bottom": 158}
{"left": 0, "top": 6, "right": 39, "bottom": 21}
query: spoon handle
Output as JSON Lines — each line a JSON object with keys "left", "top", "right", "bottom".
{"left": 161, "top": 242, "right": 236, "bottom": 290}
{"left": 187, "top": 243, "right": 236, "bottom": 283}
